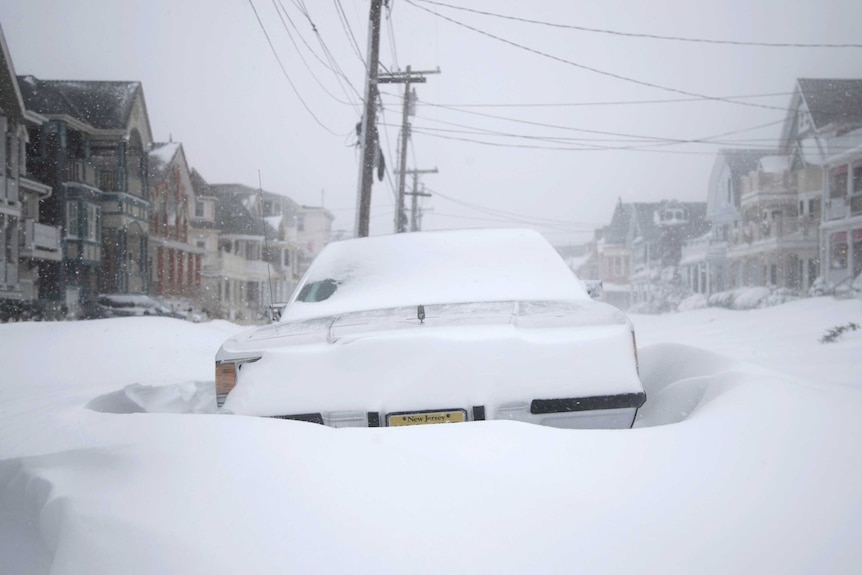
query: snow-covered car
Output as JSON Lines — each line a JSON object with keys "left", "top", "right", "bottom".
{"left": 215, "top": 228, "right": 645, "bottom": 428}
{"left": 82, "top": 294, "right": 182, "bottom": 319}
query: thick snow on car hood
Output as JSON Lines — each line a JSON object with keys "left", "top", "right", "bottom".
{"left": 281, "top": 228, "right": 589, "bottom": 322}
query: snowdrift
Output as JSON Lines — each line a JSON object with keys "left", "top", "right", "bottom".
{"left": 1, "top": 297, "right": 862, "bottom": 574}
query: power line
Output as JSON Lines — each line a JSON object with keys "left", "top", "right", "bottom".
{"left": 404, "top": 0, "right": 785, "bottom": 112}
{"left": 413, "top": 0, "right": 862, "bottom": 48}
{"left": 334, "top": 0, "right": 367, "bottom": 66}
{"left": 385, "top": 2, "right": 401, "bottom": 71}
{"left": 410, "top": 128, "right": 767, "bottom": 156}
{"left": 429, "top": 187, "right": 599, "bottom": 227}
{"left": 428, "top": 210, "right": 597, "bottom": 232}
{"left": 402, "top": 100, "right": 800, "bottom": 149}
{"left": 270, "top": 0, "right": 359, "bottom": 110}
{"left": 382, "top": 91, "right": 795, "bottom": 109}
{"left": 246, "top": 0, "right": 344, "bottom": 136}
{"left": 280, "top": 0, "right": 363, "bottom": 99}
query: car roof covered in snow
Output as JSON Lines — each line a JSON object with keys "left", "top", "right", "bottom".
{"left": 281, "top": 228, "right": 589, "bottom": 321}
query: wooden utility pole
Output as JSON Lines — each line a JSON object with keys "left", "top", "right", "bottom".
{"left": 354, "top": 0, "right": 384, "bottom": 238}
{"left": 405, "top": 169, "right": 436, "bottom": 231}
{"left": 379, "top": 66, "right": 440, "bottom": 233}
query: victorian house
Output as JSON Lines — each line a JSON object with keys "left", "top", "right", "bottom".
{"left": 812, "top": 80, "right": 862, "bottom": 285}
{"left": 724, "top": 79, "right": 855, "bottom": 292}
{"left": 148, "top": 142, "right": 202, "bottom": 303}
{"left": 19, "top": 75, "right": 152, "bottom": 314}
{"left": 0, "top": 25, "right": 59, "bottom": 307}
{"left": 595, "top": 200, "right": 634, "bottom": 309}
{"left": 629, "top": 200, "right": 709, "bottom": 306}
{"left": 680, "top": 149, "right": 771, "bottom": 296}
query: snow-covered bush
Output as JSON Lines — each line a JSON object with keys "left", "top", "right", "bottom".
{"left": 732, "top": 287, "right": 771, "bottom": 310}
{"left": 677, "top": 293, "right": 708, "bottom": 312}
{"left": 707, "top": 290, "right": 737, "bottom": 309}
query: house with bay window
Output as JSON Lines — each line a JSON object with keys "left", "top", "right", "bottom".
{"left": 19, "top": 75, "right": 153, "bottom": 314}
{"left": 819, "top": 90, "right": 862, "bottom": 284}
{"left": 148, "top": 142, "right": 202, "bottom": 304}
{"left": 0, "top": 24, "right": 60, "bottom": 308}
{"left": 681, "top": 149, "right": 771, "bottom": 296}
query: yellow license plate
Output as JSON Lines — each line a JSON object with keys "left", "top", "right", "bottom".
{"left": 387, "top": 409, "right": 467, "bottom": 427}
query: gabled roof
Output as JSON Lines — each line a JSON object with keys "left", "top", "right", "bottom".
{"left": 0, "top": 24, "right": 28, "bottom": 122}
{"left": 798, "top": 78, "right": 862, "bottom": 130}
{"left": 17, "top": 75, "right": 143, "bottom": 130}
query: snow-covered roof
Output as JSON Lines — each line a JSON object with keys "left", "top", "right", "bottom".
{"left": 758, "top": 155, "right": 791, "bottom": 174}
{"left": 150, "top": 142, "right": 179, "bottom": 165}
{"left": 148, "top": 142, "right": 181, "bottom": 181}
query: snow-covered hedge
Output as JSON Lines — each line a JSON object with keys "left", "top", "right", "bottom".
{"left": 675, "top": 287, "right": 801, "bottom": 313}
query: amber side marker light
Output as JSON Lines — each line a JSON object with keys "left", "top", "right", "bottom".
{"left": 215, "top": 362, "right": 237, "bottom": 407}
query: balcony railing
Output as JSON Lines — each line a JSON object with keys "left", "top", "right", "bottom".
{"left": 244, "top": 259, "right": 271, "bottom": 278}
{"left": 741, "top": 171, "right": 797, "bottom": 205}
{"left": 731, "top": 216, "right": 804, "bottom": 246}
{"left": 64, "top": 159, "right": 97, "bottom": 187}
{"left": 825, "top": 198, "right": 848, "bottom": 221}
{"left": 99, "top": 169, "right": 120, "bottom": 192}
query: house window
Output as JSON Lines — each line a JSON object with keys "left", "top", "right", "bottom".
{"left": 85, "top": 204, "right": 99, "bottom": 242}
{"left": 853, "top": 165, "right": 862, "bottom": 195}
{"left": 831, "top": 232, "right": 848, "bottom": 269}
{"left": 66, "top": 202, "right": 80, "bottom": 238}
{"left": 809, "top": 198, "right": 820, "bottom": 216}
{"left": 283, "top": 250, "right": 290, "bottom": 266}
{"left": 196, "top": 240, "right": 206, "bottom": 250}
{"left": 297, "top": 214, "right": 305, "bottom": 232}
{"left": 799, "top": 200, "right": 805, "bottom": 216}
{"left": 830, "top": 166, "right": 848, "bottom": 198}
{"left": 195, "top": 201, "right": 204, "bottom": 218}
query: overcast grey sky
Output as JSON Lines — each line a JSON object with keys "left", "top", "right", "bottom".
{"left": 1, "top": 0, "right": 860, "bottom": 243}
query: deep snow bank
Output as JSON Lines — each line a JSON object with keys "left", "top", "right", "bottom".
{"left": 1, "top": 301, "right": 862, "bottom": 574}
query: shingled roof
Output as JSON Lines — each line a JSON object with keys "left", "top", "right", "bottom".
{"left": 798, "top": 78, "right": 862, "bottom": 130}
{"left": 17, "top": 75, "right": 142, "bottom": 130}
{"left": 604, "top": 200, "right": 633, "bottom": 245}
{"left": 209, "top": 184, "right": 279, "bottom": 238}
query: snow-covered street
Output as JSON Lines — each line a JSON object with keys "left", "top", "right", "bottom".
{"left": 2, "top": 297, "right": 862, "bottom": 574}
